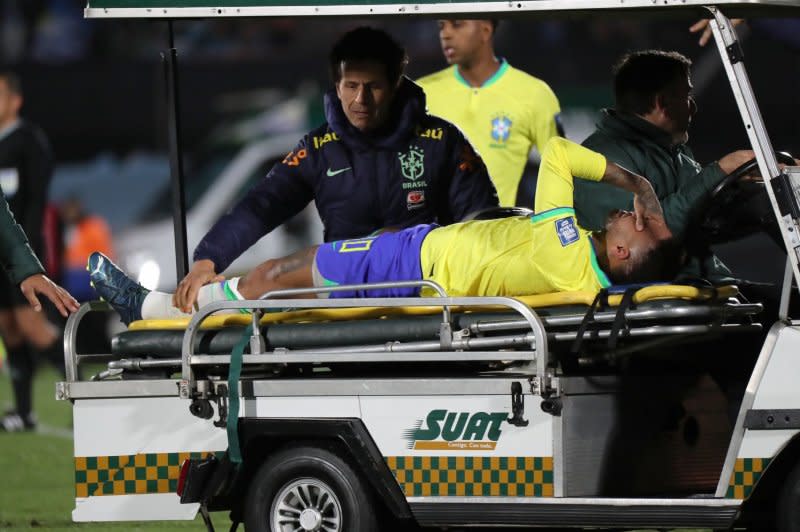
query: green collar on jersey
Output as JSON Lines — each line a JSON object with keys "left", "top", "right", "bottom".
{"left": 454, "top": 58, "right": 509, "bottom": 89}
{"left": 589, "top": 237, "right": 612, "bottom": 288}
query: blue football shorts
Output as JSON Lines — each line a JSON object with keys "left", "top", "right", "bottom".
{"left": 312, "top": 224, "right": 436, "bottom": 298}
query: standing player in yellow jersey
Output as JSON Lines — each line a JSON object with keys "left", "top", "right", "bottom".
{"left": 417, "top": 20, "right": 563, "bottom": 207}
{"left": 89, "top": 138, "right": 680, "bottom": 325}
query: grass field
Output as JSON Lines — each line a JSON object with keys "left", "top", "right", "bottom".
{"left": 0, "top": 366, "right": 207, "bottom": 531}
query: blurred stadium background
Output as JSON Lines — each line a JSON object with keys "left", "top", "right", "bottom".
{"left": 0, "top": 1, "right": 798, "bottom": 529}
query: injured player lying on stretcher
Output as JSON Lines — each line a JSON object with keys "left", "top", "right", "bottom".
{"left": 89, "top": 138, "right": 682, "bottom": 326}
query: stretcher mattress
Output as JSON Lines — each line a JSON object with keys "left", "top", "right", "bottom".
{"left": 127, "top": 284, "right": 740, "bottom": 331}
{"left": 111, "top": 285, "right": 754, "bottom": 358}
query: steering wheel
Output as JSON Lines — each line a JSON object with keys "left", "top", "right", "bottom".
{"left": 709, "top": 151, "right": 795, "bottom": 199}
{"left": 700, "top": 152, "right": 795, "bottom": 245}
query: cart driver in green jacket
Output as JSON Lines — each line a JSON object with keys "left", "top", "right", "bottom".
{"left": 573, "top": 50, "right": 756, "bottom": 282}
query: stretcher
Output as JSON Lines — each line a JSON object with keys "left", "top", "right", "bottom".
{"left": 65, "top": 282, "right": 761, "bottom": 391}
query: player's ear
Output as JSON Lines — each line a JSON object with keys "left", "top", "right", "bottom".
{"left": 482, "top": 20, "right": 493, "bottom": 40}
{"left": 612, "top": 243, "right": 631, "bottom": 261}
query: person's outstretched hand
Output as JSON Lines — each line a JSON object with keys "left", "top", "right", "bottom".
{"left": 689, "top": 18, "right": 745, "bottom": 46}
{"left": 20, "top": 273, "right": 80, "bottom": 316}
{"left": 173, "top": 259, "right": 225, "bottom": 313}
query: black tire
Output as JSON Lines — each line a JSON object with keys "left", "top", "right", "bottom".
{"left": 244, "top": 445, "right": 378, "bottom": 532}
{"left": 777, "top": 459, "right": 800, "bottom": 532}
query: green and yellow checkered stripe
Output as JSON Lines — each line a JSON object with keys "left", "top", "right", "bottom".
{"left": 726, "top": 457, "right": 771, "bottom": 499}
{"left": 74, "top": 451, "right": 218, "bottom": 497}
{"left": 385, "top": 456, "right": 553, "bottom": 497}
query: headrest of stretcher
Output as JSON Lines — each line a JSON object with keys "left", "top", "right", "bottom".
{"left": 126, "top": 284, "right": 739, "bottom": 332}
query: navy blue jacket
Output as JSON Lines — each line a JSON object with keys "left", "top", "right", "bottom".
{"left": 195, "top": 78, "right": 498, "bottom": 272}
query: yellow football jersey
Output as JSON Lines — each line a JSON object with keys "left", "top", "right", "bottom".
{"left": 419, "top": 138, "right": 611, "bottom": 296}
{"left": 417, "top": 61, "right": 561, "bottom": 207}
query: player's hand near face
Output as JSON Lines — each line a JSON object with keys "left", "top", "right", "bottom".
{"left": 602, "top": 161, "right": 664, "bottom": 231}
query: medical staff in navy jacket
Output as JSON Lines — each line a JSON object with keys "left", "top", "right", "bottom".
{"left": 175, "top": 27, "right": 498, "bottom": 311}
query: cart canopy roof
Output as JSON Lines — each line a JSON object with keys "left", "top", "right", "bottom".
{"left": 85, "top": 0, "right": 800, "bottom": 19}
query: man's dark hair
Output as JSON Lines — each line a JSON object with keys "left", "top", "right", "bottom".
{"left": 0, "top": 72, "right": 22, "bottom": 96}
{"left": 329, "top": 27, "right": 408, "bottom": 86}
{"left": 613, "top": 50, "right": 691, "bottom": 115}
{"left": 610, "top": 237, "right": 685, "bottom": 285}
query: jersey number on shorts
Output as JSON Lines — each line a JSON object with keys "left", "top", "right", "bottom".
{"left": 338, "top": 238, "right": 375, "bottom": 253}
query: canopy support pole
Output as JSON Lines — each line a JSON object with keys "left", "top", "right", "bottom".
{"left": 163, "top": 20, "right": 189, "bottom": 281}
{"left": 709, "top": 6, "right": 800, "bottom": 300}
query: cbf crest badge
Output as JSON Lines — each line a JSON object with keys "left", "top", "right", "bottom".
{"left": 398, "top": 145, "right": 425, "bottom": 180}
{"left": 491, "top": 114, "right": 512, "bottom": 143}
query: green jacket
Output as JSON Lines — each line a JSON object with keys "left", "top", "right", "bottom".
{"left": 0, "top": 192, "right": 44, "bottom": 285}
{"left": 575, "top": 109, "right": 731, "bottom": 281}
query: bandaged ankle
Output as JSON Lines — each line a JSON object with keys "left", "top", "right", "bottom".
{"left": 196, "top": 278, "right": 247, "bottom": 314}
{"left": 141, "top": 291, "right": 192, "bottom": 320}
{"left": 222, "top": 277, "right": 244, "bottom": 301}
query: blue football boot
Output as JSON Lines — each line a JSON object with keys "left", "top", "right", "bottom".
{"left": 87, "top": 252, "right": 150, "bottom": 325}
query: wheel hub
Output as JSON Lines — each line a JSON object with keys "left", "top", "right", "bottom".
{"left": 271, "top": 477, "right": 342, "bottom": 532}
{"left": 299, "top": 508, "right": 322, "bottom": 530}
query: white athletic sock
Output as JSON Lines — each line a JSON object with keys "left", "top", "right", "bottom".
{"left": 141, "top": 291, "right": 193, "bottom": 320}
{"left": 196, "top": 277, "right": 244, "bottom": 308}
{"left": 140, "top": 278, "right": 245, "bottom": 320}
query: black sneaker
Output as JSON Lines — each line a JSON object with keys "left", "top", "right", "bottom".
{"left": 88, "top": 252, "right": 150, "bottom": 325}
{"left": 0, "top": 411, "right": 36, "bottom": 432}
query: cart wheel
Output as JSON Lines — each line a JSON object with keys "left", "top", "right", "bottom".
{"left": 777, "top": 459, "right": 800, "bottom": 532}
{"left": 244, "top": 446, "right": 378, "bottom": 532}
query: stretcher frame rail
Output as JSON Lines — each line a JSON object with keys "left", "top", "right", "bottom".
{"left": 62, "top": 284, "right": 761, "bottom": 400}
{"left": 178, "top": 280, "right": 549, "bottom": 399}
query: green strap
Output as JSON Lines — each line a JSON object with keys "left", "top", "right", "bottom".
{"left": 226, "top": 323, "right": 252, "bottom": 464}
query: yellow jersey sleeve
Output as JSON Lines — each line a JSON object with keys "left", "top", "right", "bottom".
{"left": 534, "top": 138, "right": 607, "bottom": 213}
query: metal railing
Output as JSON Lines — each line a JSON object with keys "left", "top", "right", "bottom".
{"left": 178, "top": 280, "right": 549, "bottom": 399}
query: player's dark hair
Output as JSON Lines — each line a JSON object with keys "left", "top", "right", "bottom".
{"left": 611, "top": 237, "right": 684, "bottom": 285}
{"left": 613, "top": 50, "right": 691, "bottom": 115}
{"left": 609, "top": 237, "right": 686, "bottom": 284}
{"left": 329, "top": 27, "right": 408, "bottom": 86}
{"left": 0, "top": 72, "right": 22, "bottom": 96}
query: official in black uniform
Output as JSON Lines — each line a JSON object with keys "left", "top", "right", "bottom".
{"left": 0, "top": 72, "right": 65, "bottom": 432}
